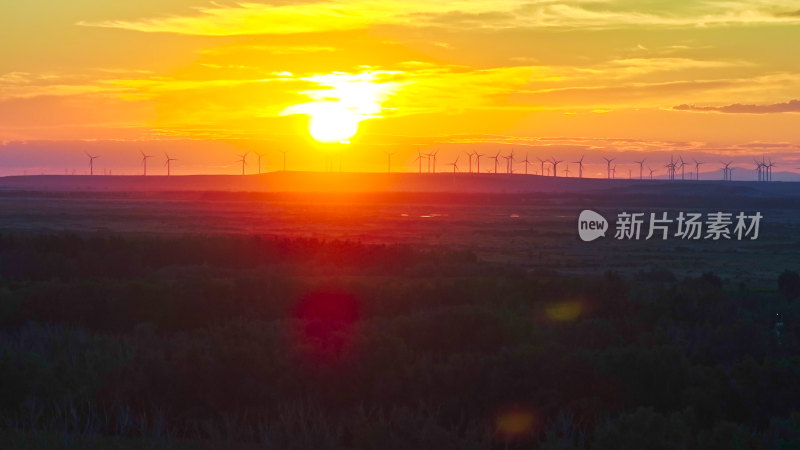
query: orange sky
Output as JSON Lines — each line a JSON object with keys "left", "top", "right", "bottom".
{"left": 2, "top": 0, "right": 800, "bottom": 177}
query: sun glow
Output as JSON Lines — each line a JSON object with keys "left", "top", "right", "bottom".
{"left": 307, "top": 103, "right": 360, "bottom": 143}
{"left": 281, "top": 71, "right": 400, "bottom": 144}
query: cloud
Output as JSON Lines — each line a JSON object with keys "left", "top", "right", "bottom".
{"left": 0, "top": 72, "right": 127, "bottom": 99}
{"left": 673, "top": 99, "right": 800, "bottom": 114}
{"left": 200, "top": 45, "right": 338, "bottom": 56}
{"left": 76, "top": 0, "right": 800, "bottom": 36}
{"left": 76, "top": 1, "right": 522, "bottom": 35}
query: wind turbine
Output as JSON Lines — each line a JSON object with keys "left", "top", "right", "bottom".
{"left": 448, "top": 154, "right": 460, "bottom": 173}
{"left": 413, "top": 151, "right": 423, "bottom": 174}
{"left": 255, "top": 152, "right": 265, "bottom": 174}
{"left": 634, "top": 159, "right": 646, "bottom": 180}
{"left": 489, "top": 151, "right": 501, "bottom": 174}
{"left": 602, "top": 156, "right": 615, "bottom": 179}
{"left": 665, "top": 155, "right": 677, "bottom": 181}
{"left": 722, "top": 161, "right": 732, "bottom": 181}
{"left": 678, "top": 156, "right": 686, "bottom": 180}
{"left": 164, "top": 153, "right": 177, "bottom": 176}
{"left": 465, "top": 151, "right": 474, "bottom": 173}
{"left": 611, "top": 164, "right": 617, "bottom": 179}
{"left": 431, "top": 151, "right": 438, "bottom": 173}
{"left": 474, "top": 152, "right": 483, "bottom": 173}
{"left": 767, "top": 159, "right": 775, "bottom": 182}
{"left": 648, "top": 167, "right": 655, "bottom": 180}
{"left": 237, "top": 152, "right": 248, "bottom": 175}
{"left": 86, "top": 152, "right": 99, "bottom": 176}
{"left": 277, "top": 150, "right": 287, "bottom": 171}
{"left": 693, "top": 159, "right": 704, "bottom": 180}
{"left": 140, "top": 151, "right": 154, "bottom": 176}
{"left": 385, "top": 151, "right": 396, "bottom": 173}
{"left": 551, "top": 158, "right": 562, "bottom": 178}
{"left": 537, "top": 157, "right": 546, "bottom": 177}
{"left": 573, "top": 155, "right": 585, "bottom": 178}
{"left": 564, "top": 163, "right": 570, "bottom": 177}
{"left": 521, "top": 152, "right": 532, "bottom": 175}
{"left": 503, "top": 152, "right": 513, "bottom": 174}
{"left": 754, "top": 159, "right": 764, "bottom": 181}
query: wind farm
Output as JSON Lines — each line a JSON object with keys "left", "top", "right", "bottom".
{"left": 5, "top": 147, "right": 800, "bottom": 195}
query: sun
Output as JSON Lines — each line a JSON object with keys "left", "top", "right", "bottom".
{"left": 307, "top": 104, "right": 359, "bottom": 144}
{"left": 280, "top": 71, "right": 399, "bottom": 145}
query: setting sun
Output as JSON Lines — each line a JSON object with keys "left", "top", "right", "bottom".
{"left": 307, "top": 103, "right": 359, "bottom": 144}
{"left": 279, "top": 71, "right": 398, "bottom": 146}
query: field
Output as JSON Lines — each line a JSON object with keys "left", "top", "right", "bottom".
{"left": 2, "top": 173, "right": 799, "bottom": 285}
{"left": 1, "top": 174, "right": 800, "bottom": 448}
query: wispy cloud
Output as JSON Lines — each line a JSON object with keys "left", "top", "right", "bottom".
{"left": 77, "top": 0, "right": 800, "bottom": 36}
{"left": 674, "top": 99, "right": 800, "bottom": 114}
{"left": 200, "top": 44, "right": 338, "bottom": 56}
{"left": 0, "top": 72, "right": 124, "bottom": 99}
{"left": 76, "top": 1, "right": 520, "bottom": 35}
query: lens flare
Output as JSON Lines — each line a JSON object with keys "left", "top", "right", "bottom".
{"left": 545, "top": 300, "right": 583, "bottom": 322}
{"left": 494, "top": 407, "right": 539, "bottom": 441}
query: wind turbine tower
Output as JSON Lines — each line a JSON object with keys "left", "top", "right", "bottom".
{"left": 474, "top": 152, "right": 483, "bottom": 173}
{"left": 503, "top": 152, "right": 513, "bottom": 174}
{"left": 255, "top": 152, "right": 265, "bottom": 174}
{"left": 237, "top": 152, "right": 248, "bottom": 175}
{"left": 164, "top": 153, "right": 177, "bottom": 176}
{"left": 693, "top": 159, "right": 704, "bottom": 180}
{"left": 551, "top": 158, "right": 562, "bottom": 178}
{"left": 140, "top": 151, "right": 154, "bottom": 176}
{"left": 489, "top": 151, "right": 501, "bottom": 174}
{"left": 278, "top": 150, "right": 287, "bottom": 171}
{"left": 574, "top": 155, "right": 585, "bottom": 178}
{"left": 521, "top": 152, "right": 531, "bottom": 175}
{"left": 722, "top": 161, "right": 732, "bottom": 181}
{"left": 602, "top": 156, "right": 615, "bottom": 179}
{"left": 86, "top": 153, "right": 99, "bottom": 176}
{"left": 537, "top": 157, "right": 546, "bottom": 176}
{"left": 754, "top": 159, "right": 764, "bottom": 182}
{"left": 385, "top": 151, "right": 396, "bottom": 173}
{"left": 634, "top": 159, "right": 646, "bottom": 180}
{"left": 448, "top": 154, "right": 460, "bottom": 173}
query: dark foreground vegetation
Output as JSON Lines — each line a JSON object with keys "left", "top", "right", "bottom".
{"left": 0, "top": 233, "right": 799, "bottom": 449}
